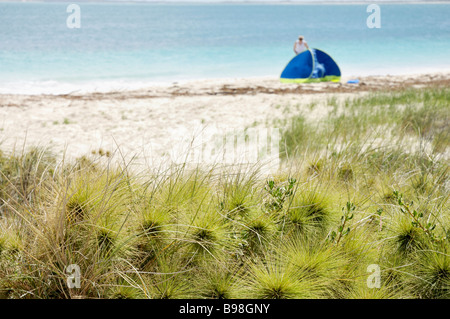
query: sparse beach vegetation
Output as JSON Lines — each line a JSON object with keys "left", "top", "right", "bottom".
{"left": 0, "top": 85, "right": 448, "bottom": 299}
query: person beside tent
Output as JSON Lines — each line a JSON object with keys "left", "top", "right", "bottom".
{"left": 293, "top": 35, "right": 309, "bottom": 55}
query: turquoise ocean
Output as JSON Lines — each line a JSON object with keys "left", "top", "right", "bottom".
{"left": 0, "top": 2, "right": 449, "bottom": 93}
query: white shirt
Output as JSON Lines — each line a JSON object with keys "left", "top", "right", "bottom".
{"left": 295, "top": 40, "right": 308, "bottom": 54}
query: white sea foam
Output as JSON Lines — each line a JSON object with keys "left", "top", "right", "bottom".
{"left": 0, "top": 79, "right": 173, "bottom": 95}
{"left": 1, "top": 65, "right": 449, "bottom": 95}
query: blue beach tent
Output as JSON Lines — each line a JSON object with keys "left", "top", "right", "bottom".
{"left": 280, "top": 48, "right": 341, "bottom": 83}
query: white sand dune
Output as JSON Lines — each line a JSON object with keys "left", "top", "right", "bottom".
{"left": 0, "top": 72, "right": 448, "bottom": 170}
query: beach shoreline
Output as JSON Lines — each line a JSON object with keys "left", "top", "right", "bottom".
{"left": 3, "top": 68, "right": 450, "bottom": 96}
{"left": 0, "top": 71, "right": 448, "bottom": 165}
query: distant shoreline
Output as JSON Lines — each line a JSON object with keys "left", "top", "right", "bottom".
{"left": 1, "top": 1, "right": 450, "bottom": 4}
{"left": 2, "top": 68, "right": 450, "bottom": 95}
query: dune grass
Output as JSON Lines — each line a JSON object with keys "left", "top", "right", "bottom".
{"left": 0, "top": 85, "right": 448, "bottom": 299}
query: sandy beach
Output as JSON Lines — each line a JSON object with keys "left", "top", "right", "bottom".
{"left": 1, "top": 72, "right": 449, "bottom": 166}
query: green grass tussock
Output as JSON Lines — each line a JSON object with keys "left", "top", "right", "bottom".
{"left": 0, "top": 85, "right": 448, "bottom": 298}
